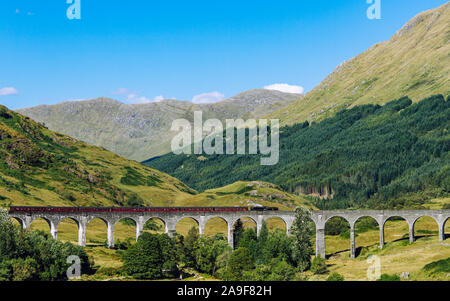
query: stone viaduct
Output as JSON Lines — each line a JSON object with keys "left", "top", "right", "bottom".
{"left": 9, "top": 209, "right": 450, "bottom": 259}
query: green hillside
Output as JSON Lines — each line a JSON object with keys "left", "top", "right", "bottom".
{"left": 268, "top": 3, "right": 449, "bottom": 125}
{"left": 146, "top": 94, "right": 450, "bottom": 210}
{"left": 0, "top": 104, "right": 198, "bottom": 208}
{"left": 0, "top": 105, "right": 311, "bottom": 210}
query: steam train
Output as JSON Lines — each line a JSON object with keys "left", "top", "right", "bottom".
{"left": 9, "top": 206, "right": 279, "bottom": 214}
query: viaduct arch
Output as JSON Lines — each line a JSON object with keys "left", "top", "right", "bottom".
{"left": 10, "top": 209, "right": 449, "bottom": 259}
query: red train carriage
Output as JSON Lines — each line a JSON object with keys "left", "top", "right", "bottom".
{"left": 9, "top": 206, "right": 278, "bottom": 214}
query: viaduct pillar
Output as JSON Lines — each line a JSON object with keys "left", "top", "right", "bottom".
{"left": 438, "top": 221, "right": 445, "bottom": 241}
{"left": 199, "top": 216, "right": 206, "bottom": 237}
{"left": 316, "top": 227, "right": 326, "bottom": 258}
{"left": 78, "top": 221, "right": 87, "bottom": 247}
{"left": 379, "top": 223, "right": 385, "bottom": 249}
{"left": 256, "top": 215, "right": 263, "bottom": 237}
{"left": 166, "top": 221, "right": 177, "bottom": 238}
{"left": 228, "top": 223, "right": 234, "bottom": 249}
{"left": 136, "top": 216, "right": 144, "bottom": 242}
{"left": 107, "top": 222, "right": 114, "bottom": 248}
{"left": 409, "top": 222, "right": 415, "bottom": 244}
{"left": 350, "top": 224, "right": 356, "bottom": 259}
{"left": 50, "top": 221, "right": 58, "bottom": 240}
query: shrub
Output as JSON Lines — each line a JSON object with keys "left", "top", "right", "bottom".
{"left": 423, "top": 258, "right": 450, "bottom": 275}
{"left": 327, "top": 272, "right": 345, "bottom": 281}
{"left": 311, "top": 256, "right": 328, "bottom": 275}
{"left": 377, "top": 274, "right": 401, "bottom": 281}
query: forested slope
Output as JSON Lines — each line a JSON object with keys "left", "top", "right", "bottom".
{"left": 146, "top": 95, "right": 450, "bottom": 209}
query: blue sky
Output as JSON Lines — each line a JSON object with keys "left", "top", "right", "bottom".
{"left": 0, "top": 0, "right": 447, "bottom": 109}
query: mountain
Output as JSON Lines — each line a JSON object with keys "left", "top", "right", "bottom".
{"left": 0, "top": 104, "right": 311, "bottom": 210}
{"left": 0, "top": 104, "right": 196, "bottom": 208}
{"left": 268, "top": 2, "right": 449, "bottom": 125}
{"left": 17, "top": 89, "right": 301, "bottom": 161}
{"left": 146, "top": 94, "right": 450, "bottom": 210}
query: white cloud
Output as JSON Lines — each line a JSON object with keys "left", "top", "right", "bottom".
{"left": 263, "top": 83, "right": 304, "bottom": 94}
{"left": 127, "top": 94, "right": 164, "bottom": 104}
{"left": 111, "top": 88, "right": 129, "bottom": 95}
{"left": 192, "top": 91, "right": 225, "bottom": 104}
{"left": 0, "top": 87, "right": 19, "bottom": 96}
{"left": 153, "top": 95, "right": 164, "bottom": 102}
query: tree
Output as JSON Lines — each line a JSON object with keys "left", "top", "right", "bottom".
{"left": 238, "top": 228, "right": 258, "bottom": 261}
{"left": 261, "top": 229, "right": 294, "bottom": 265}
{"left": 223, "top": 247, "right": 254, "bottom": 281}
{"left": 267, "top": 259, "right": 296, "bottom": 281}
{"left": 183, "top": 227, "right": 199, "bottom": 267}
{"left": 122, "top": 232, "right": 164, "bottom": 279}
{"left": 0, "top": 209, "right": 93, "bottom": 281}
{"left": 233, "top": 219, "right": 244, "bottom": 249}
{"left": 0, "top": 209, "right": 18, "bottom": 260}
{"left": 158, "top": 234, "right": 179, "bottom": 278}
{"left": 195, "top": 236, "right": 231, "bottom": 275}
{"left": 256, "top": 221, "right": 269, "bottom": 263}
{"left": 290, "top": 207, "right": 314, "bottom": 271}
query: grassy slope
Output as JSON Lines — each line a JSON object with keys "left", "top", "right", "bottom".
{"left": 0, "top": 105, "right": 196, "bottom": 208}
{"left": 1, "top": 105, "right": 311, "bottom": 210}
{"left": 268, "top": 3, "right": 449, "bottom": 126}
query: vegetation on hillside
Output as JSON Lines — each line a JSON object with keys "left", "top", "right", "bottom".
{"left": 0, "top": 104, "right": 195, "bottom": 209}
{"left": 147, "top": 95, "right": 450, "bottom": 209}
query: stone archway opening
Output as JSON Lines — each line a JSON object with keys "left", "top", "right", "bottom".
{"left": 176, "top": 217, "right": 199, "bottom": 237}
{"left": 413, "top": 216, "right": 439, "bottom": 241}
{"left": 115, "top": 218, "right": 137, "bottom": 246}
{"left": 10, "top": 217, "right": 23, "bottom": 229}
{"left": 354, "top": 216, "right": 380, "bottom": 257}
{"left": 265, "top": 217, "right": 287, "bottom": 233}
{"left": 238, "top": 217, "right": 257, "bottom": 231}
{"left": 445, "top": 218, "right": 450, "bottom": 241}
{"left": 324, "top": 216, "right": 350, "bottom": 257}
{"left": 57, "top": 218, "right": 79, "bottom": 243}
{"left": 204, "top": 217, "right": 228, "bottom": 238}
{"left": 383, "top": 216, "right": 409, "bottom": 244}
{"left": 86, "top": 218, "right": 108, "bottom": 247}
{"left": 29, "top": 217, "right": 52, "bottom": 235}
{"left": 232, "top": 217, "right": 257, "bottom": 249}
{"left": 143, "top": 218, "right": 165, "bottom": 234}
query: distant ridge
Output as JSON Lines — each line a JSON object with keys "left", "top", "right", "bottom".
{"left": 17, "top": 89, "right": 301, "bottom": 161}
